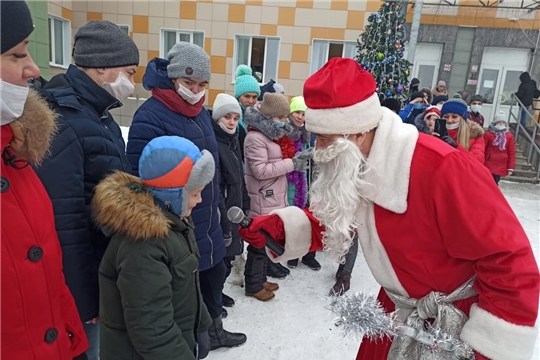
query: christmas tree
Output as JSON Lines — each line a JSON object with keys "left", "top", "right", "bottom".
{"left": 356, "top": 1, "right": 412, "bottom": 102}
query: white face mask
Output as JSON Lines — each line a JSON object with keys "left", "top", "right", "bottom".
{"left": 177, "top": 83, "right": 205, "bottom": 105}
{"left": 218, "top": 121, "right": 236, "bottom": 135}
{"left": 470, "top": 104, "right": 482, "bottom": 113}
{"left": 101, "top": 72, "right": 134, "bottom": 102}
{"left": 446, "top": 122, "right": 460, "bottom": 130}
{"left": 1, "top": 79, "right": 30, "bottom": 125}
{"left": 494, "top": 124, "right": 506, "bottom": 131}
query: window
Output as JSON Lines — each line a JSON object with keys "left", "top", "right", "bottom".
{"left": 234, "top": 35, "right": 280, "bottom": 84}
{"left": 160, "top": 29, "right": 204, "bottom": 57}
{"left": 118, "top": 25, "right": 130, "bottom": 35}
{"left": 48, "top": 15, "right": 71, "bottom": 68}
{"left": 310, "top": 40, "right": 357, "bottom": 75}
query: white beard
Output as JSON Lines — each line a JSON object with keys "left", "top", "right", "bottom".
{"left": 310, "top": 138, "right": 373, "bottom": 262}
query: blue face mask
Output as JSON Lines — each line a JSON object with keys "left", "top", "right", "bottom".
{"left": 413, "top": 103, "right": 425, "bottom": 110}
{"left": 273, "top": 119, "right": 285, "bottom": 128}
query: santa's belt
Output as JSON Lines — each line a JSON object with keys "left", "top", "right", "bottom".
{"left": 384, "top": 276, "right": 478, "bottom": 359}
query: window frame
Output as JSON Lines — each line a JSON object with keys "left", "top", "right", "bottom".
{"left": 48, "top": 14, "right": 72, "bottom": 69}
{"left": 232, "top": 34, "right": 281, "bottom": 85}
{"left": 159, "top": 28, "right": 205, "bottom": 58}
{"left": 310, "top": 39, "right": 357, "bottom": 75}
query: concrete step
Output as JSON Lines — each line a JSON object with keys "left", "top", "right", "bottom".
{"left": 516, "top": 163, "right": 533, "bottom": 171}
{"left": 504, "top": 175, "right": 539, "bottom": 184}
{"left": 511, "top": 169, "right": 537, "bottom": 178}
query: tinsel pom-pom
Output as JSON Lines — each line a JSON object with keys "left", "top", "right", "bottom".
{"left": 328, "top": 292, "right": 394, "bottom": 340}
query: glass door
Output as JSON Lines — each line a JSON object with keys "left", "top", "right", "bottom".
{"left": 477, "top": 67, "right": 501, "bottom": 123}
{"left": 499, "top": 69, "right": 523, "bottom": 123}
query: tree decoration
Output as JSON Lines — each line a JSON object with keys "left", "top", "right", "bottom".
{"left": 356, "top": 1, "right": 412, "bottom": 102}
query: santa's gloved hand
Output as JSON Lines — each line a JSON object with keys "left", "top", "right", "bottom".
{"left": 440, "top": 135, "right": 457, "bottom": 148}
{"left": 238, "top": 214, "right": 286, "bottom": 249}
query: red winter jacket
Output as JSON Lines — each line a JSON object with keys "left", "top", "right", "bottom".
{"left": 1, "top": 92, "right": 88, "bottom": 360}
{"left": 484, "top": 130, "right": 516, "bottom": 176}
{"left": 448, "top": 121, "right": 485, "bottom": 164}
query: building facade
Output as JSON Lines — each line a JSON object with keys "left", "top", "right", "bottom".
{"left": 30, "top": 0, "right": 540, "bottom": 126}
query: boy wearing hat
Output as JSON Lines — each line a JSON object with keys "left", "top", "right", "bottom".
{"left": 238, "top": 58, "right": 538, "bottom": 360}
{"left": 1, "top": 1, "right": 88, "bottom": 359}
{"left": 414, "top": 106, "right": 440, "bottom": 135}
{"left": 211, "top": 93, "right": 248, "bottom": 314}
{"left": 95, "top": 136, "right": 218, "bottom": 360}
{"left": 127, "top": 42, "right": 246, "bottom": 350}
{"left": 468, "top": 95, "right": 485, "bottom": 127}
{"left": 484, "top": 111, "right": 516, "bottom": 185}
{"left": 34, "top": 20, "right": 139, "bottom": 359}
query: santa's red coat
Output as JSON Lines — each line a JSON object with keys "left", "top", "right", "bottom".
{"left": 1, "top": 126, "right": 88, "bottom": 359}
{"left": 484, "top": 130, "right": 517, "bottom": 176}
{"left": 270, "top": 111, "right": 539, "bottom": 360}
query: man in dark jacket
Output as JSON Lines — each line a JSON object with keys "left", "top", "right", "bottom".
{"left": 34, "top": 20, "right": 139, "bottom": 360}
{"left": 515, "top": 71, "right": 538, "bottom": 126}
{"left": 126, "top": 42, "right": 246, "bottom": 350}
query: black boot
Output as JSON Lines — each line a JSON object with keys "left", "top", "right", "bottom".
{"left": 209, "top": 315, "right": 247, "bottom": 350}
{"left": 222, "top": 293, "right": 235, "bottom": 307}
{"left": 221, "top": 307, "right": 228, "bottom": 319}
{"left": 287, "top": 258, "right": 299, "bottom": 269}
{"left": 275, "top": 262, "right": 290, "bottom": 275}
{"left": 266, "top": 262, "right": 288, "bottom": 279}
{"left": 302, "top": 257, "right": 321, "bottom": 271}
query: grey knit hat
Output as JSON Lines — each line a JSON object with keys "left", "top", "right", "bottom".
{"left": 212, "top": 93, "right": 242, "bottom": 121}
{"left": 73, "top": 21, "right": 139, "bottom": 68}
{"left": 260, "top": 93, "right": 290, "bottom": 118}
{"left": 167, "top": 42, "right": 211, "bottom": 82}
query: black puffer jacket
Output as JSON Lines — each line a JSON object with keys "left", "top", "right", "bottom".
{"left": 34, "top": 65, "right": 130, "bottom": 322}
{"left": 212, "top": 121, "right": 249, "bottom": 256}
{"left": 515, "top": 72, "right": 537, "bottom": 107}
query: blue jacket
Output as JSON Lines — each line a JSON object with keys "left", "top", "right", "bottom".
{"left": 399, "top": 103, "right": 426, "bottom": 124}
{"left": 126, "top": 58, "right": 225, "bottom": 271}
{"left": 34, "top": 65, "right": 130, "bottom": 322}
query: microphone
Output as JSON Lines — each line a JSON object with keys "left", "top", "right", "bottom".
{"left": 227, "top": 206, "right": 285, "bottom": 256}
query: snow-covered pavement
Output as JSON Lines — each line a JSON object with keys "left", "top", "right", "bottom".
{"left": 208, "top": 181, "right": 540, "bottom": 360}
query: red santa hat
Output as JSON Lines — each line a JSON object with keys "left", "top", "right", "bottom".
{"left": 303, "top": 58, "right": 382, "bottom": 135}
{"left": 423, "top": 106, "right": 440, "bottom": 120}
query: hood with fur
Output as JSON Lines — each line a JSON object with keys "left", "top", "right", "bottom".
{"left": 9, "top": 89, "right": 57, "bottom": 165}
{"left": 288, "top": 118, "right": 311, "bottom": 144}
{"left": 468, "top": 120, "right": 485, "bottom": 139}
{"left": 92, "top": 171, "right": 172, "bottom": 240}
{"left": 244, "top": 104, "right": 295, "bottom": 140}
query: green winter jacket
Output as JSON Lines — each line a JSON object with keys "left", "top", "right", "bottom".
{"left": 93, "top": 171, "right": 212, "bottom": 360}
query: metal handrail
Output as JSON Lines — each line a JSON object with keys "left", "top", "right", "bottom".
{"left": 508, "top": 94, "right": 540, "bottom": 180}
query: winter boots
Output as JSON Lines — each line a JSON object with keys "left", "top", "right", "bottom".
{"left": 302, "top": 257, "right": 321, "bottom": 271}
{"left": 330, "top": 270, "right": 351, "bottom": 296}
{"left": 266, "top": 261, "right": 289, "bottom": 279}
{"left": 287, "top": 258, "right": 299, "bottom": 269}
{"left": 263, "top": 281, "right": 279, "bottom": 291}
{"left": 209, "top": 315, "right": 247, "bottom": 350}
{"left": 222, "top": 293, "right": 235, "bottom": 307}
{"left": 245, "top": 288, "right": 275, "bottom": 301}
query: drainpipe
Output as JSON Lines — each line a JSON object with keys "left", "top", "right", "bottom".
{"left": 407, "top": 0, "right": 423, "bottom": 64}
{"left": 531, "top": 29, "right": 540, "bottom": 74}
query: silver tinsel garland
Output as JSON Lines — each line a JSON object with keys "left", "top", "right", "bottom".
{"left": 328, "top": 292, "right": 475, "bottom": 360}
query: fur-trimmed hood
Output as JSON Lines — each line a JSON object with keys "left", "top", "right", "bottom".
{"left": 92, "top": 171, "right": 173, "bottom": 240}
{"left": 3, "top": 89, "right": 57, "bottom": 165}
{"left": 244, "top": 105, "right": 296, "bottom": 140}
{"left": 288, "top": 118, "right": 311, "bottom": 144}
{"left": 468, "top": 120, "right": 484, "bottom": 139}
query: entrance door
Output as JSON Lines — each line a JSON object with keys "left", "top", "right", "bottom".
{"left": 477, "top": 48, "right": 529, "bottom": 125}
{"left": 410, "top": 43, "right": 443, "bottom": 90}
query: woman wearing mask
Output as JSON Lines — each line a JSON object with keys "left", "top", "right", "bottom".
{"left": 484, "top": 111, "right": 516, "bottom": 185}
{"left": 1, "top": 1, "right": 88, "bottom": 359}
{"left": 243, "top": 93, "right": 309, "bottom": 301}
{"left": 34, "top": 20, "right": 139, "bottom": 359}
{"left": 432, "top": 80, "right": 448, "bottom": 96}
{"left": 127, "top": 42, "right": 246, "bottom": 350}
{"left": 468, "top": 95, "right": 485, "bottom": 127}
{"left": 441, "top": 99, "right": 486, "bottom": 164}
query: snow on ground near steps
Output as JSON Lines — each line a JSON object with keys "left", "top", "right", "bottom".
{"left": 208, "top": 182, "right": 540, "bottom": 360}
{"left": 120, "top": 128, "right": 539, "bottom": 359}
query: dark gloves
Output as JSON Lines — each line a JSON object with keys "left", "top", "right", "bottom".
{"left": 198, "top": 330, "right": 210, "bottom": 359}
{"left": 73, "top": 353, "right": 88, "bottom": 360}
{"left": 440, "top": 135, "right": 457, "bottom": 148}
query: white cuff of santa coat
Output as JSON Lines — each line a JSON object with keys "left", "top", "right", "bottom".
{"left": 265, "top": 206, "right": 312, "bottom": 263}
{"left": 460, "top": 304, "right": 538, "bottom": 360}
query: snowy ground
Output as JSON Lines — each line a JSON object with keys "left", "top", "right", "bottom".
{"left": 208, "top": 181, "right": 540, "bottom": 360}
{"left": 120, "top": 127, "right": 539, "bottom": 359}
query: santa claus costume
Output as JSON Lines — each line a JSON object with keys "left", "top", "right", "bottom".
{"left": 239, "top": 58, "right": 539, "bottom": 360}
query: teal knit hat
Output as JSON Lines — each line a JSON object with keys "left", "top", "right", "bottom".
{"left": 234, "top": 65, "right": 261, "bottom": 99}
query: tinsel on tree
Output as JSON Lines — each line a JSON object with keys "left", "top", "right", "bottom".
{"left": 356, "top": 1, "right": 412, "bottom": 102}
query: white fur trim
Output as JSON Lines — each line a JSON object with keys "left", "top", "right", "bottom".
{"left": 266, "top": 206, "right": 312, "bottom": 263}
{"left": 363, "top": 108, "right": 419, "bottom": 213}
{"left": 356, "top": 203, "right": 410, "bottom": 313}
{"left": 305, "top": 93, "right": 382, "bottom": 135}
{"left": 460, "top": 304, "right": 538, "bottom": 360}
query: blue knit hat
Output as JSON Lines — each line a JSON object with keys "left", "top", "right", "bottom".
{"left": 139, "top": 136, "right": 215, "bottom": 216}
{"left": 440, "top": 98, "right": 468, "bottom": 120}
{"left": 234, "top": 65, "right": 261, "bottom": 99}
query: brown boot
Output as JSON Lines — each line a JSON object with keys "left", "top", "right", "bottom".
{"left": 263, "top": 281, "right": 279, "bottom": 291}
{"left": 246, "top": 288, "right": 275, "bottom": 301}
{"left": 330, "top": 271, "right": 351, "bottom": 296}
